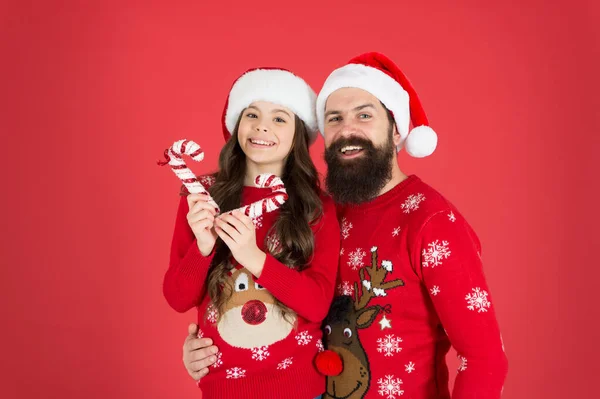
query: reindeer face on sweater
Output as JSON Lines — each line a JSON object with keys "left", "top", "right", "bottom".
{"left": 321, "top": 247, "right": 404, "bottom": 399}
{"left": 323, "top": 295, "right": 380, "bottom": 398}
{"left": 217, "top": 268, "right": 296, "bottom": 349}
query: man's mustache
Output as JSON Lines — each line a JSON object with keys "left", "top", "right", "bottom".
{"left": 328, "top": 136, "right": 375, "bottom": 152}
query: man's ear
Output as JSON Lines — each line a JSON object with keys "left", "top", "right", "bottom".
{"left": 392, "top": 123, "right": 402, "bottom": 148}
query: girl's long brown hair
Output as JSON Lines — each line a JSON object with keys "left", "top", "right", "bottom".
{"left": 182, "top": 113, "right": 322, "bottom": 323}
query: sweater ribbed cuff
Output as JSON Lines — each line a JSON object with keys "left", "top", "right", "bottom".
{"left": 177, "top": 240, "right": 214, "bottom": 285}
{"left": 255, "top": 254, "right": 295, "bottom": 299}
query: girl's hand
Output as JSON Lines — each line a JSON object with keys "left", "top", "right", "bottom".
{"left": 186, "top": 194, "right": 218, "bottom": 256}
{"left": 214, "top": 210, "right": 266, "bottom": 276}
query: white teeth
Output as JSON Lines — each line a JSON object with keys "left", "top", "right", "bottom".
{"left": 250, "top": 139, "right": 274, "bottom": 146}
{"left": 341, "top": 145, "right": 363, "bottom": 154}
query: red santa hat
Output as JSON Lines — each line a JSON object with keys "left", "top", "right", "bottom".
{"left": 316, "top": 52, "right": 437, "bottom": 158}
{"left": 221, "top": 68, "right": 318, "bottom": 144}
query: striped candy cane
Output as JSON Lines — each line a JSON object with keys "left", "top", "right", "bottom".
{"left": 158, "top": 139, "right": 220, "bottom": 212}
{"left": 233, "top": 174, "right": 288, "bottom": 221}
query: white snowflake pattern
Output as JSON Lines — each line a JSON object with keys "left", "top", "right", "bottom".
{"left": 405, "top": 362, "right": 415, "bottom": 373}
{"left": 337, "top": 281, "right": 354, "bottom": 296}
{"left": 401, "top": 193, "right": 425, "bottom": 213}
{"left": 430, "top": 285, "right": 440, "bottom": 296}
{"left": 465, "top": 287, "right": 492, "bottom": 313}
{"left": 295, "top": 331, "right": 313, "bottom": 346}
{"left": 341, "top": 217, "right": 353, "bottom": 239}
{"left": 196, "top": 329, "right": 204, "bottom": 338}
{"left": 392, "top": 226, "right": 402, "bottom": 237}
{"left": 422, "top": 240, "right": 451, "bottom": 268}
{"left": 340, "top": 248, "right": 345, "bottom": 255}
{"left": 206, "top": 303, "right": 219, "bottom": 323}
{"left": 277, "top": 357, "right": 293, "bottom": 370}
{"left": 226, "top": 367, "right": 246, "bottom": 379}
{"left": 252, "top": 215, "right": 263, "bottom": 228}
{"left": 377, "top": 375, "right": 404, "bottom": 398}
{"left": 348, "top": 248, "right": 367, "bottom": 270}
{"left": 251, "top": 346, "right": 270, "bottom": 361}
{"left": 377, "top": 334, "right": 403, "bottom": 357}
{"left": 448, "top": 211, "right": 456, "bottom": 222}
{"left": 457, "top": 355, "right": 468, "bottom": 372}
{"left": 200, "top": 175, "right": 216, "bottom": 188}
{"left": 316, "top": 339, "right": 324, "bottom": 352}
{"left": 212, "top": 352, "right": 223, "bottom": 368}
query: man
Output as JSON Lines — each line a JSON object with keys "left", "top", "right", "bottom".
{"left": 181, "top": 52, "right": 508, "bottom": 398}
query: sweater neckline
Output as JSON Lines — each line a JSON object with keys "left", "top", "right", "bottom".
{"left": 341, "top": 174, "right": 421, "bottom": 213}
{"left": 241, "top": 185, "right": 276, "bottom": 204}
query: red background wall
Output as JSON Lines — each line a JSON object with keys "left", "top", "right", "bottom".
{"left": 1, "top": 1, "right": 598, "bottom": 398}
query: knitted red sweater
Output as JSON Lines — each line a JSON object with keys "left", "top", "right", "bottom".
{"left": 163, "top": 183, "right": 340, "bottom": 399}
{"left": 321, "top": 175, "right": 508, "bottom": 399}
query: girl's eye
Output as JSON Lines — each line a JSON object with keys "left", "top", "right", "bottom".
{"left": 246, "top": 113, "right": 257, "bottom": 118}
{"left": 274, "top": 117, "right": 286, "bottom": 123}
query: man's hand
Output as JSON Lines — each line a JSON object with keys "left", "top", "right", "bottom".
{"left": 182, "top": 323, "right": 219, "bottom": 381}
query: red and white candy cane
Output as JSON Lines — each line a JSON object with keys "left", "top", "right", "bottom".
{"left": 232, "top": 174, "right": 288, "bottom": 220}
{"left": 158, "top": 139, "right": 220, "bottom": 212}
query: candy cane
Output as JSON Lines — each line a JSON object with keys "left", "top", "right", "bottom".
{"left": 232, "top": 174, "right": 288, "bottom": 219}
{"left": 158, "top": 139, "right": 220, "bottom": 212}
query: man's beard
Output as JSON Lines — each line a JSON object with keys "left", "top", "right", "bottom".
{"left": 324, "top": 133, "right": 395, "bottom": 205}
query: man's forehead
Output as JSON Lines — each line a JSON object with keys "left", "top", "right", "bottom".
{"left": 324, "top": 87, "right": 380, "bottom": 112}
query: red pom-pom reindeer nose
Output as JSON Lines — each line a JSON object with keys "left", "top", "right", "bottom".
{"left": 314, "top": 350, "right": 343, "bottom": 376}
{"left": 241, "top": 300, "right": 267, "bottom": 325}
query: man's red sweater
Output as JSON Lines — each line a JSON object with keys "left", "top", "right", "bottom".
{"left": 322, "top": 175, "right": 508, "bottom": 399}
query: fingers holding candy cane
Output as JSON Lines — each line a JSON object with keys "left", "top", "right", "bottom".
{"left": 158, "top": 139, "right": 220, "bottom": 213}
{"left": 215, "top": 209, "right": 264, "bottom": 276}
{"left": 187, "top": 194, "right": 219, "bottom": 256}
{"left": 216, "top": 173, "right": 287, "bottom": 275}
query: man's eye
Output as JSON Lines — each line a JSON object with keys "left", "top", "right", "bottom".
{"left": 328, "top": 116, "right": 340, "bottom": 123}
{"left": 359, "top": 114, "right": 371, "bottom": 119}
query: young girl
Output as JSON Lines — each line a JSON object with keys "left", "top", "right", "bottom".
{"left": 163, "top": 68, "right": 340, "bottom": 399}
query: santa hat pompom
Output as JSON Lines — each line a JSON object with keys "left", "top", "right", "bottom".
{"left": 405, "top": 125, "right": 438, "bottom": 158}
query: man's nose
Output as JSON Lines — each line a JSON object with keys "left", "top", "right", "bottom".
{"left": 339, "top": 121, "right": 358, "bottom": 137}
